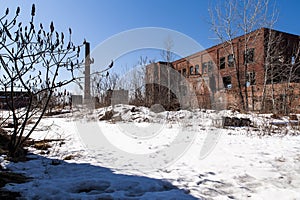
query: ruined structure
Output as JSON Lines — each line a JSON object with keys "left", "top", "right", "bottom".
{"left": 146, "top": 28, "right": 300, "bottom": 113}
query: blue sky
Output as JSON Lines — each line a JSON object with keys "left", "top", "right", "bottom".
{"left": 1, "top": 0, "right": 300, "bottom": 90}
{"left": 3, "top": 0, "right": 299, "bottom": 49}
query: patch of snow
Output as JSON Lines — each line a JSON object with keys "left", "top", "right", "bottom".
{"left": 1, "top": 105, "right": 300, "bottom": 199}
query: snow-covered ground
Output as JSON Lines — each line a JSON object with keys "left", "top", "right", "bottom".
{"left": 1, "top": 105, "right": 300, "bottom": 199}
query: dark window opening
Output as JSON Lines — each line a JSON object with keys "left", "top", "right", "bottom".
{"left": 190, "top": 66, "right": 194, "bottom": 75}
{"left": 219, "top": 57, "right": 225, "bottom": 69}
{"left": 228, "top": 54, "right": 234, "bottom": 67}
{"left": 182, "top": 68, "right": 187, "bottom": 76}
{"left": 244, "top": 48, "right": 254, "bottom": 64}
{"left": 178, "top": 69, "right": 181, "bottom": 74}
{"left": 222, "top": 76, "right": 232, "bottom": 89}
{"left": 246, "top": 72, "right": 256, "bottom": 86}
{"left": 195, "top": 64, "right": 199, "bottom": 74}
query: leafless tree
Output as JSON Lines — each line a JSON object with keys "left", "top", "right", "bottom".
{"left": 91, "top": 71, "right": 119, "bottom": 106}
{"left": 0, "top": 5, "right": 83, "bottom": 157}
{"left": 127, "top": 56, "right": 155, "bottom": 106}
{"left": 261, "top": 29, "right": 284, "bottom": 113}
{"left": 281, "top": 44, "right": 300, "bottom": 115}
{"left": 160, "top": 36, "right": 175, "bottom": 108}
{"left": 262, "top": 31, "right": 300, "bottom": 114}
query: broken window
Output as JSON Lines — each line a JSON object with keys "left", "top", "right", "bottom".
{"left": 195, "top": 64, "right": 199, "bottom": 74}
{"left": 222, "top": 76, "right": 232, "bottom": 89}
{"left": 228, "top": 54, "right": 234, "bottom": 67}
{"left": 246, "top": 72, "right": 256, "bottom": 86}
{"left": 182, "top": 68, "right": 187, "bottom": 76}
{"left": 244, "top": 48, "right": 254, "bottom": 64}
{"left": 190, "top": 66, "right": 194, "bottom": 75}
{"left": 219, "top": 57, "right": 225, "bottom": 69}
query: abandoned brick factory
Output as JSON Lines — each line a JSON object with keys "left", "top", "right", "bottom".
{"left": 146, "top": 28, "right": 300, "bottom": 113}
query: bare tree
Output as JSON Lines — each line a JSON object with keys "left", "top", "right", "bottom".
{"left": 161, "top": 36, "right": 175, "bottom": 64}
{"left": 261, "top": 29, "right": 284, "bottom": 113}
{"left": 91, "top": 71, "right": 119, "bottom": 106}
{"left": 128, "top": 56, "right": 152, "bottom": 106}
{"left": 284, "top": 41, "right": 300, "bottom": 114}
{"left": 262, "top": 31, "right": 300, "bottom": 114}
{"left": 160, "top": 36, "right": 175, "bottom": 108}
{"left": 209, "top": 0, "right": 277, "bottom": 111}
{"left": 0, "top": 5, "right": 83, "bottom": 157}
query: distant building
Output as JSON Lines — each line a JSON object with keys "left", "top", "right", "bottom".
{"left": 146, "top": 28, "right": 300, "bottom": 113}
{"left": 71, "top": 95, "right": 83, "bottom": 105}
{"left": 0, "top": 91, "right": 31, "bottom": 109}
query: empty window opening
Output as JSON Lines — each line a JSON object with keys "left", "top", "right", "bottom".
{"left": 228, "top": 54, "right": 234, "bottom": 67}
{"left": 190, "top": 66, "right": 194, "bottom": 75}
{"left": 222, "top": 76, "right": 232, "bottom": 89}
{"left": 219, "top": 57, "right": 225, "bottom": 69}
{"left": 182, "top": 68, "right": 187, "bottom": 76}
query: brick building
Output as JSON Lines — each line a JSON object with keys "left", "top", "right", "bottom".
{"left": 146, "top": 28, "right": 300, "bottom": 113}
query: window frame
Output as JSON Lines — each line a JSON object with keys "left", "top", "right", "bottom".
{"left": 189, "top": 66, "right": 194, "bottom": 75}
{"left": 228, "top": 54, "right": 234, "bottom": 67}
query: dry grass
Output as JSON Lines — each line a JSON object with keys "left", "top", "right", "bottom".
{"left": 0, "top": 129, "right": 30, "bottom": 199}
{"left": 33, "top": 141, "right": 51, "bottom": 151}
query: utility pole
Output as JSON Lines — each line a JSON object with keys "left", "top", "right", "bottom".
{"left": 84, "top": 42, "right": 91, "bottom": 101}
